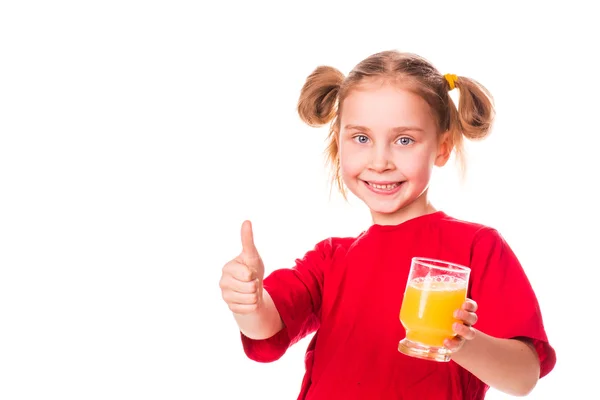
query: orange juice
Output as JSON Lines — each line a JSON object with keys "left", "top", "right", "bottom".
{"left": 399, "top": 276, "right": 467, "bottom": 347}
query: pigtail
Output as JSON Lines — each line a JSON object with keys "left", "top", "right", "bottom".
{"left": 297, "top": 66, "right": 345, "bottom": 127}
{"left": 453, "top": 77, "right": 495, "bottom": 140}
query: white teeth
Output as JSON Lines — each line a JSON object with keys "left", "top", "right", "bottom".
{"left": 370, "top": 182, "right": 400, "bottom": 190}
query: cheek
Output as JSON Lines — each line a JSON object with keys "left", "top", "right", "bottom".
{"left": 340, "top": 158, "right": 361, "bottom": 181}
{"left": 398, "top": 148, "right": 436, "bottom": 178}
{"left": 339, "top": 143, "right": 363, "bottom": 178}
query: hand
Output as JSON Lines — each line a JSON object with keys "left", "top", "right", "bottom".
{"left": 444, "top": 298, "right": 478, "bottom": 352}
{"left": 219, "top": 220, "right": 265, "bottom": 315}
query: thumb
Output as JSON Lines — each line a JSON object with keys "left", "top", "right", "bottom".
{"left": 240, "top": 220, "right": 260, "bottom": 259}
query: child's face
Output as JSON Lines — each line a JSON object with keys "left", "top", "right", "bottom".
{"left": 338, "top": 82, "right": 450, "bottom": 223}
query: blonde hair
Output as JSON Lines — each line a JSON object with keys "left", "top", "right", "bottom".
{"left": 297, "top": 50, "right": 495, "bottom": 196}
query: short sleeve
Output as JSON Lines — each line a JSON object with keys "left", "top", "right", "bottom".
{"left": 241, "top": 238, "right": 332, "bottom": 363}
{"left": 468, "top": 228, "right": 556, "bottom": 378}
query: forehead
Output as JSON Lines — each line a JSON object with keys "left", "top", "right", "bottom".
{"left": 340, "top": 82, "right": 437, "bottom": 134}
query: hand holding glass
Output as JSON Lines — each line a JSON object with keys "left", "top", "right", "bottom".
{"left": 398, "top": 257, "right": 471, "bottom": 362}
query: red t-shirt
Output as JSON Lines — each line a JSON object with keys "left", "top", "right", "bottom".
{"left": 240, "top": 211, "right": 556, "bottom": 399}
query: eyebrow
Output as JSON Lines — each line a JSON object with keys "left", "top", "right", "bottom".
{"left": 343, "top": 124, "right": 425, "bottom": 134}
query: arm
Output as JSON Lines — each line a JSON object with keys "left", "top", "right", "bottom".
{"left": 237, "top": 237, "right": 331, "bottom": 362}
{"left": 222, "top": 222, "right": 329, "bottom": 362}
{"left": 451, "top": 330, "right": 540, "bottom": 397}
{"left": 458, "top": 227, "right": 556, "bottom": 385}
{"left": 234, "top": 288, "right": 284, "bottom": 340}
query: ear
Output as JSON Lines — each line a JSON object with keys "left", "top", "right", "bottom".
{"left": 434, "top": 131, "right": 452, "bottom": 167}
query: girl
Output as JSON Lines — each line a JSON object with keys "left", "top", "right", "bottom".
{"left": 219, "top": 50, "right": 556, "bottom": 399}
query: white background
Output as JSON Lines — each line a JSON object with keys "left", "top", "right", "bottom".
{"left": 1, "top": 1, "right": 597, "bottom": 399}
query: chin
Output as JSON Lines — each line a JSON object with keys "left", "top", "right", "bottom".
{"left": 363, "top": 200, "right": 406, "bottom": 215}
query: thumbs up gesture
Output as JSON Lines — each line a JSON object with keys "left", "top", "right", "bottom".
{"left": 220, "top": 220, "right": 265, "bottom": 315}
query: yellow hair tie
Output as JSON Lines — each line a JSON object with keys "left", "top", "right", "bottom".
{"left": 444, "top": 73, "right": 458, "bottom": 91}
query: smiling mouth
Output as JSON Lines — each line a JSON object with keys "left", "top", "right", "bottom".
{"left": 365, "top": 181, "right": 403, "bottom": 190}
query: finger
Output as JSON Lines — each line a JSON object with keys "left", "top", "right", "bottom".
{"left": 462, "top": 298, "right": 478, "bottom": 312}
{"left": 228, "top": 303, "right": 259, "bottom": 315}
{"left": 453, "top": 322, "right": 476, "bottom": 340}
{"left": 443, "top": 336, "right": 463, "bottom": 351}
{"left": 241, "top": 220, "right": 260, "bottom": 259}
{"left": 223, "top": 260, "right": 256, "bottom": 282}
{"left": 222, "top": 290, "right": 259, "bottom": 305}
{"left": 220, "top": 275, "right": 259, "bottom": 294}
{"left": 454, "top": 309, "right": 478, "bottom": 327}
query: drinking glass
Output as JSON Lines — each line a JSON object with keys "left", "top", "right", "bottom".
{"left": 398, "top": 257, "right": 471, "bottom": 362}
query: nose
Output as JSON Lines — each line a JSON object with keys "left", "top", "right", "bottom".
{"left": 369, "top": 144, "right": 394, "bottom": 173}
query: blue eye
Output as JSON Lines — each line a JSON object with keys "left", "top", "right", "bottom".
{"left": 354, "top": 135, "right": 370, "bottom": 144}
{"left": 397, "top": 137, "right": 414, "bottom": 146}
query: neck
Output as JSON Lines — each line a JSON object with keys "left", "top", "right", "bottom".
{"left": 370, "top": 191, "right": 437, "bottom": 226}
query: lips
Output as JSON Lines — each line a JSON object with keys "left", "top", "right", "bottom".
{"left": 367, "top": 182, "right": 401, "bottom": 190}
{"left": 364, "top": 180, "right": 405, "bottom": 195}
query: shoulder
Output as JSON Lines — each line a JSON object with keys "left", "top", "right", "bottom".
{"left": 309, "top": 235, "right": 363, "bottom": 257}
{"left": 437, "top": 212, "right": 506, "bottom": 245}
{"left": 445, "top": 215, "right": 527, "bottom": 281}
{"left": 290, "top": 234, "right": 362, "bottom": 267}
{"left": 438, "top": 212, "right": 494, "bottom": 234}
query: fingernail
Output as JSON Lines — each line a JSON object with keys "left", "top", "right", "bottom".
{"left": 453, "top": 310, "right": 459, "bottom": 318}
